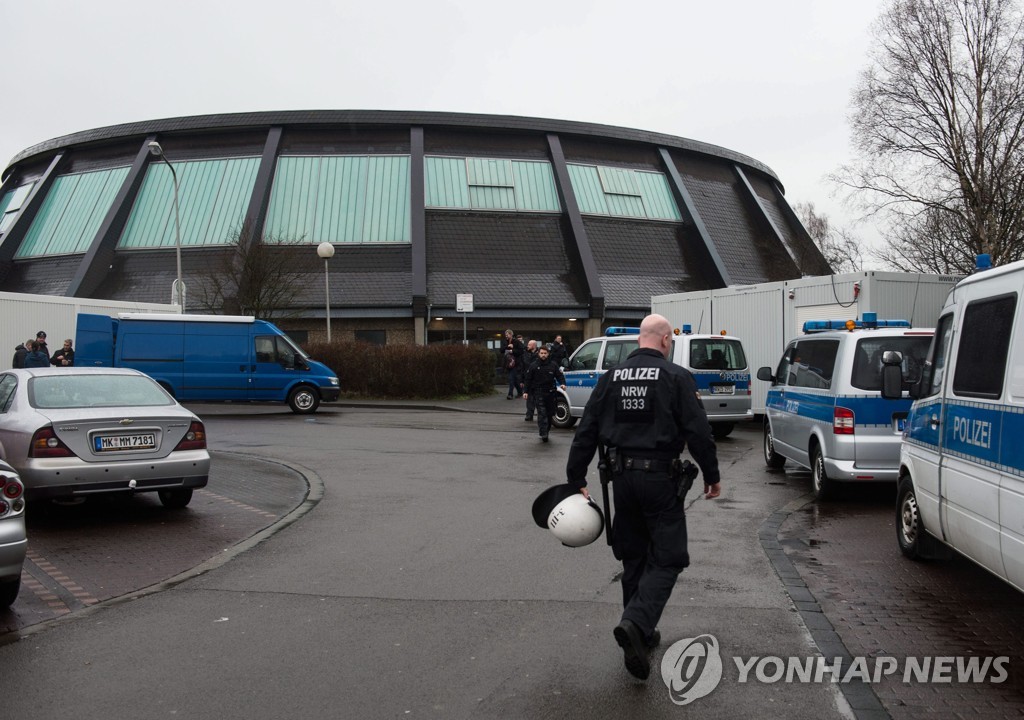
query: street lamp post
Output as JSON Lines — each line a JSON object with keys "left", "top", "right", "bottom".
{"left": 147, "top": 141, "right": 185, "bottom": 311}
{"left": 317, "top": 242, "right": 335, "bottom": 342}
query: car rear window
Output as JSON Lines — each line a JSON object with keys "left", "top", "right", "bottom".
{"left": 689, "top": 339, "right": 747, "bottom": 370}
{"left": 851, "top": 335, "right": 932, "bottom": 391}
{"left": 29, "top": 375, "right": 174, "bottom": 409}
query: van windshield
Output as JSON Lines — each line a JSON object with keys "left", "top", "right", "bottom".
{"left": 851, "top": 335, "right": 932, "bottom": 391}
{"left": 689, "top": 339, "right": 746, "bottom": 370}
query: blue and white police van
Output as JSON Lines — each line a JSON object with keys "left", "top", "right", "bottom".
{"left": 757, "top": 313, "right": 934, "bottom": 500}
{"left": 880, "top": 259, "right": 1024, "bottom": 591}
{"left": 552, "top": 326, "right": 752, "bottom": 438}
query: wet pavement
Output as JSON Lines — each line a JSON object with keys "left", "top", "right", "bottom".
{"left": 1, "top": 388, "right": 1022, "bottom": 718}
{"left": 778, "top": 481, "right": 1024, "bottom": 719}
{"left": 0, "top": 451, "right": 309, "bottom": 637}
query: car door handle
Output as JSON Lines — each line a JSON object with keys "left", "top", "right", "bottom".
{"left": 929, "top": 414, "right": 940, "bottom": 428}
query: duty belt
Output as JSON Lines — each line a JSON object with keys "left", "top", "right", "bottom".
{"left": 621, "top": 456, "right": 673, "bottom": 472}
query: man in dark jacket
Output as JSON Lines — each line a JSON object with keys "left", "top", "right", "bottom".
{"left": 34, "top": 331, "right": 49, "bottom": 359}
{"left": 12, "top": 338, "right": 33, "bottom": 369}
{"left": 24, "top": 341, "right": 51, "bottom": 368}
{"left": 549, "top": 335, "right": 568, "bottom": 367}
{"left": 51, "top": 339, "right": 75, "bottom": 367}
{"left": 522, "top": 345, "right": 566, "bottom": 442}
{"left": 565, "top": 313, "right": 721, "bottom": 681}
{"left": 522, "top": 340, "right": 540, "bottom": 422}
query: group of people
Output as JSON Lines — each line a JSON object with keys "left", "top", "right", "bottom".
{"left": 12, "top": 331, "right": 75, "bottom": 369}
{"left": 502, "top": 330, "right": 570, "bottom": 442}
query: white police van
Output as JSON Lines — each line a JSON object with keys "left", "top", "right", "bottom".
{"left": 552, "top": 326, "right": 752, "bottom": 438}
{"left": 757, "top": 313, "right": 934, "bottom": 500}
{"left": 881, "top": 259, "right": 1024, "bottom": 590}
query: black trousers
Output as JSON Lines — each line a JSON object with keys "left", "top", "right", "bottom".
{"left": 536, "top": 392, "right": 556, "bottom": 436}
{"left": 611, "top": 468, "right": 689, "bottom": 639}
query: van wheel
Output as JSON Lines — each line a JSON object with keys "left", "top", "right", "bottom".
{"left": 763, "top": 423, "right": 786, "bottom": 468}
{"left": 0, "top": 576, "right": 20, "bottom": 608}
{"left": 289, "top": 386, "right": 320, "bottom": 414}
{"left": 158, "top": 488, "right": 193, "bottom": 509}
{"left": 711, "top": 422, "right": 734, "bottom": 439}
{"left": 896, "top": 475, "right": 948, "bottom": 560}
{"left": 552, "top": 396, "right": 576, "bottom": 429}
{"left": 811, "top": 445, "right": 834, "bottom": 500}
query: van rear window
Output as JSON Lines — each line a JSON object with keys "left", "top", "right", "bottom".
{"left": 689, "top": 339, "right": 747, "bottom": 370}
{"left": 851, "top": 336, "right": 931, "bottom": 391}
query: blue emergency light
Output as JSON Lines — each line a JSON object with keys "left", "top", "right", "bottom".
{"left": 802, "top": 315, "right": 912, "bottom": 333}
{"left": 605, "top": 327, "right": 640, "bottom": 336}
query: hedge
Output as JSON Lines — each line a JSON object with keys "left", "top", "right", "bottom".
{"left": 303, "top": 341, "right": 496, "bottom": 399}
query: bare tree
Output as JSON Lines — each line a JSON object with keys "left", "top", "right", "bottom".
{"left": 193, "top": 223, "right": 307, "bottom": 319}
{"left": 837, "top": 0, "right": 1024, "bottom": 270}
{"left": 794, "top": 202, "right": 865, "bottom": 272}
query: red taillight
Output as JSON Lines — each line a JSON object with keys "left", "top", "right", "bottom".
{"left": 2, "top": 476, "right": 23, "bottom": 500}
{"left": 174, "top": 421, "right": 207, "bottom": 451}
{"left": 833, "top": 406, "right": 855, "bottom": 435}
{"left": 29, "top": 427, "right": 75, "bottom": 458}
{"left": 0, "top": 475, "right": 24, "bottom": 517}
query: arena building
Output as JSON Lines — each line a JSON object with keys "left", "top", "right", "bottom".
{"left": 0, "top": 111, "right": 829, "bottom": 348}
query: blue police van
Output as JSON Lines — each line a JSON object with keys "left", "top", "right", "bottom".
{"left": 757, "top": 314, "right": 934, "bottom": 499}
{"left": 553, "top": 326, "right": 752, "bottom": 438}
{"left": 880, "top": 259, "right": 1024, "bottom": 591}
{"left": 75, "top": 313, "right": 340, "bottom": 414}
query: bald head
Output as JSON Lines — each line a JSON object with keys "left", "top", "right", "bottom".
{"left": 638, "top": 314, "right": 673, "bottom": 357}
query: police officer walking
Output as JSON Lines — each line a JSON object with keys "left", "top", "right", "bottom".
{"left": 523, "top": 345, "right": 567, "bottom": 442}
{"left": 565, "top": 313, "right": 721, "bottom": 680}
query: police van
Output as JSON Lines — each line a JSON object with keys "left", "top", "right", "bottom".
{"left": 880, "top": 259, "right": 1024, "bottom": 590}
{"left": 756, "top": 313, "right": 934, "bottom": 499}
{"left": 551, "top": 326, "right": 752, "bottom": 438}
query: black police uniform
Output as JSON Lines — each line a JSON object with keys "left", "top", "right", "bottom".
{"left": 565, "top": 347, "right": 720, "bottom": 651}
{"left": 524, "top": 356, "right": 566, "bottom": 440}
{"left": 522, "top": 348, "right": 539, "bottom": 420}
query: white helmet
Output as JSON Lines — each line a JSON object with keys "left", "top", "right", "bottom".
{"left": 532, "top": 484, "right": 605, "bottom": 547}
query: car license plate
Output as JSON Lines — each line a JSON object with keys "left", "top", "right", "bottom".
{"left": 710, "top": 384, "right": 734, "bottom": 395}
{"left": 95, "top": 434, "right": 156, "bottom": 452}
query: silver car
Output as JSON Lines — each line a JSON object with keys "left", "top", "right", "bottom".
{"left": 0, "top": 459, "right": 26, "bottom": 608}
{"left": 0, "top": 368, "right": 210, "bottom": 508}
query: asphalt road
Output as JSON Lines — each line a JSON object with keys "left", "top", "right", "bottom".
{"left": 0, "top": 396, "right": 1019, "bottom": 718}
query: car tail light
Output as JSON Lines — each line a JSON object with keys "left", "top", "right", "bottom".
{"left": 2, "top": 476, "right": 23, "bottom": 500}
{"left": 174, "top": 421, "right": 207, "bottom": 451}
{"left": 0, "top": 475, "right": 25, "bottom": 516}
{"left": 29, "top": 427, "right": 75, "bottom": 458}
{"left": 833, "top": 406, "right": 855, "bottom": 435}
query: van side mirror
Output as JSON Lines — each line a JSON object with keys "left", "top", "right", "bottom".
{"left": 756, "top": 366, "right": 774, "bottom": 383}
{"left": 880, "top": 351, "right": 903, "bottom": 400}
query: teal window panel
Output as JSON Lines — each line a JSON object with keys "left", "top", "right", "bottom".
{"left": 202, "top": 157, "right": 260, "bottom": 244}
{"left": 119, "top": 158, "right": 259, "bottom": 249}
{"left": 605, "top": 193, "right": 647, "bottom": 218}
{"left": 265, "top": 156, "right": 319, "bottom": 242}
{"left": 469, "top": 186, "right": 516, "bottom": 210}
{"left": 267, "top": 155, "right": 409, "bottom": 244}
{"left": 425, "top": 157, "right": 469, "bottom": 208}
{"left": 425, "top": 156, "right": 559, "bottom": 213}
{"left": 567, "top": 164, "right": 610, "bottom": 214}
{"left": 314, "top": 156, "right": 368, "bottom": 243}
{"left": 1, "top": 182, "right": 34, "bottom": 234}
{"left": 598, "top": 166, "right": 641, "bottom": 196}
{"left": 16, "top": 168, "right": 129, "bottom": 257}
{"left": 567, "top": 164, "right": 680, "bottom": 221}
{"left": 467, "top": 158, "right": 514, "bottom": 187}
{"left": 635, "top": 171, "right": 682, "bottom": 220}
{"left": 363, "top": 156, "right": 410, "bottom": 242}
{"left": 511, "top": 161, "right": 559, "bottom": 212}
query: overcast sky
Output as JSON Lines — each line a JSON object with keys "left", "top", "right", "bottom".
{"left": 1, "top": 0, "right": 887, "bottom": 248}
